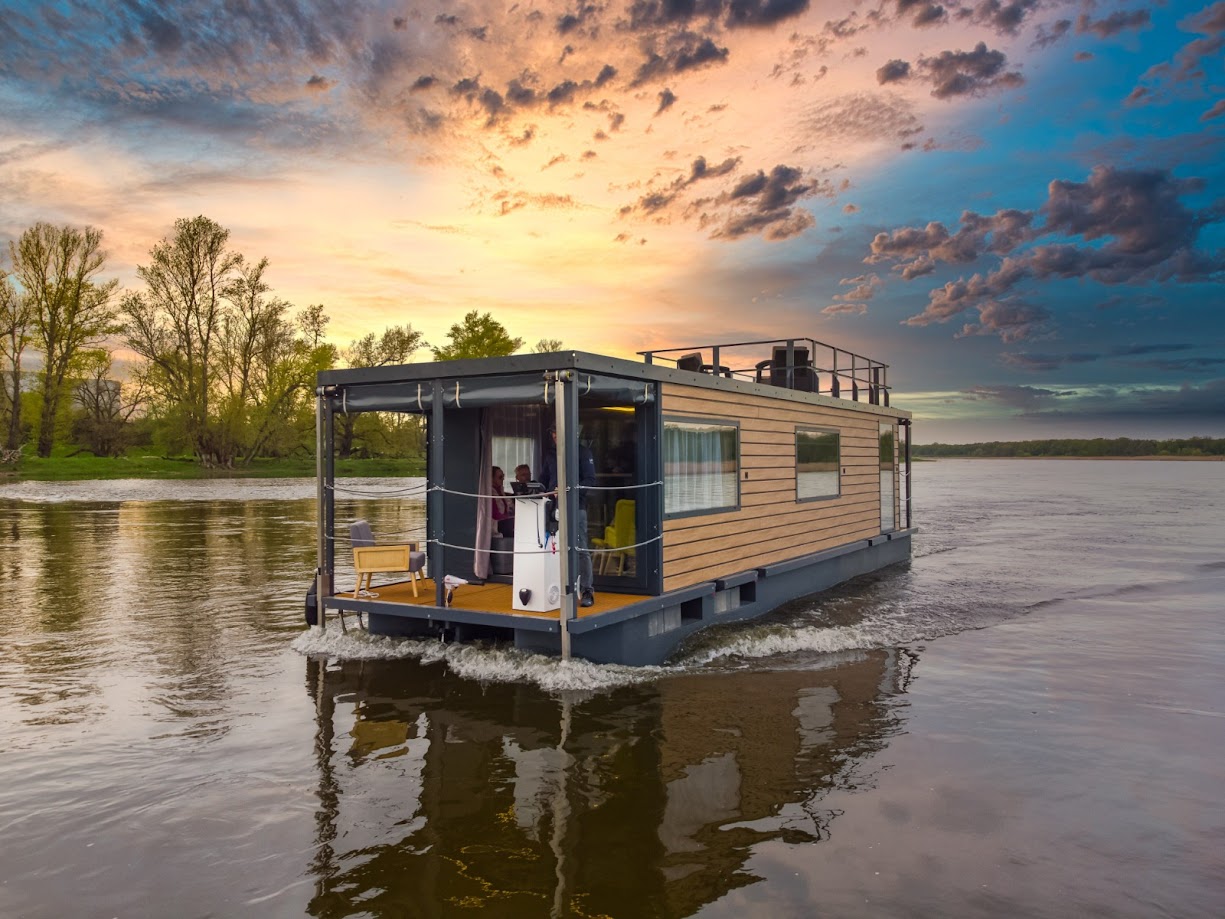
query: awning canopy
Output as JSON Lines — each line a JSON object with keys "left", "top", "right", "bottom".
{"left": 332, "top": 372, "right": 656, "bottom": 414}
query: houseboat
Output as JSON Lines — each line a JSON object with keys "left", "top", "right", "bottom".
{"left": 308, "top": 337, "right": 914, "bottom": 666}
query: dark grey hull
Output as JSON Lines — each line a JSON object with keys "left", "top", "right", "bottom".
{"left": 351, "top": 530, "right": 914, "bottom": 667}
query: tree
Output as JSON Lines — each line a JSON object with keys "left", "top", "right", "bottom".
{"left": 122, "top": 216, "right": 242, "bottom": 465}
{"left": 71, "top": 350, "right": 145, "bottom": 457}
{"left": 338, "top": 324, "right": 426, "bottom": 458}
{"left": 9, "top": 222, "right": 119, "bottom": 457}
{"left": 0, "top": 269, "right": 34, "bottom": 451}
{"left": 122, "top": 216, "right": 337, "bottom": 466}
{"left": 533, "top": 338, "right": 565, "bottom": 353}
{"left": 297, "top": 303, "right": 329, "bottom": 346}
{"left": 431, "top": 310, "right": 521, "bottom": 361}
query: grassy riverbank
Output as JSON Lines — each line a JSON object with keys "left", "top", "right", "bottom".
{"left": 3, "top": 451, "right": 425, "bottom": 481}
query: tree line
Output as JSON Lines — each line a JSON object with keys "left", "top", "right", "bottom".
{"left": 913, "top": 438, "right": 1225, "bottom": 458}
{"left": 1, "top": 216, "right": 562, "bottom": 468}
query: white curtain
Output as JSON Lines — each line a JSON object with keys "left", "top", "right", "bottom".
{"left": 663, "top": 421, "right": 738, "bottom": 514}
{"left": 474, "top": 414, "right": 493, "bottom": 579}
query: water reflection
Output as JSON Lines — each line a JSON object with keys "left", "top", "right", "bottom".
{"left": 303, "top": 649, "right": 913, "bottom": 916}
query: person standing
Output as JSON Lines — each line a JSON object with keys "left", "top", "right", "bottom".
{"left": 540, "top": 424, "right": 596, "bottom": 607}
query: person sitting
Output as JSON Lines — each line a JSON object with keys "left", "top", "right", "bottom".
{"left": 491, "top": 466, "right": 514, "bottom": 537}
{"left": 515, "top": 463, "right": 532, "bottom": 488}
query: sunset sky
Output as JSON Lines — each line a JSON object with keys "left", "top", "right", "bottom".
{"left": 2, "top": 0, "right": 1222, "bottom": 442}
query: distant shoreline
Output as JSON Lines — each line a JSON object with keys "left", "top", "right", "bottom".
{"left": 920, "top": 454, "right": 1223, "bottom": 461}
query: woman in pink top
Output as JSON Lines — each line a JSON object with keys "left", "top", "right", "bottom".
{"left": 491, "top": 466, "right": 514, "bottom": 536}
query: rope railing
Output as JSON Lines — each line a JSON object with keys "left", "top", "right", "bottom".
{"left": 426, "top": 481, "right": 662, "bottom": 499}
{"left": 327, "top": 482, "right": 429, "bottom": 497}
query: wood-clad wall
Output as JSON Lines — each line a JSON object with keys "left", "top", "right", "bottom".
{"left": 661, "top": 383, "right": 902, "bottom": 592}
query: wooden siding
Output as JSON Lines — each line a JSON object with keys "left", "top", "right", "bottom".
{"left": 661, "top": 383, "right": 901, "bottom": 592}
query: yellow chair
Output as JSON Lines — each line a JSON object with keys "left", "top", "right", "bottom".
{"left": 592, "top": 499, "right": 635, "bottom": 576}
{"left": 350, "top": 519, "right": 425, "bottom": 598}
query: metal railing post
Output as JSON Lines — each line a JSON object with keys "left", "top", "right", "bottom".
{"left": 554, "top": 372, "right": 575, "bottom": 661}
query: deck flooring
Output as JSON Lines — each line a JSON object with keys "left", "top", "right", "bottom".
{"left": 336, "top": 578, "right": 645, "bottom": 620}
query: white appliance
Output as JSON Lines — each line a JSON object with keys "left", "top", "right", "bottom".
{"left": 512, "top": 495, "right": 561, "bottom": 612}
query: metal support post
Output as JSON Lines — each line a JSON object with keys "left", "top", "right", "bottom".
{"left": 554, "top": 371, "right": 576, "bottom": 661}
{"left": 430, "top": 383, "right": 446, "bottom": 610}
{"left": 902, "top": 418, "right": 913, "bottom": 529}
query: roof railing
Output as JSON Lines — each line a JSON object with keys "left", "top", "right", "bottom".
{"left": 638, "top": 336, "right": 891, "bottom": 406}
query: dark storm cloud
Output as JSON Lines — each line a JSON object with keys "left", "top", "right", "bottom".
{"left": 876, "top": 59, "right": 911, "bottom": 85}
{"left": 626, "top": 0, "right": 811, "bottom": 31}
{"left": 548, "top": 80, "right": 579, "bottom": 106}
{"left": 624, "top": 158, "right": 822, "bottom": 241}
{"left": 961, "top": 384, "right": 1073, "bottom": 411}
{"left": 916, "top": 42, "right": 1024, "bottom": 99}
{"left": 1001, "top": 352, "right": 1101, "bottom": 371}
{"left": 1075, "top": 9, "right": 1151, "bottom": 39}
{"left": 1109, "top": 344, "right": 1196, "bottom": 357}
{"left": 305, "top": 74, "right": 333, "bottom": 92}
{"left": 506, "top": 79, "right": 538, "bottom": 106}
{"left": 869, "top": 208, "right": 1034, "bottom": 267}
{"left": 631, "top": 32, "right": 730, "bottom": 85}
{"left": 139, "top": 8, "right": 185, "bottom": 54}
{"left": 724, "top": 0, "right": 811, "bottom": 28}
{"left": 913, "top": 4, "right": 948, "bottom": 28}
{"left": 556, "top": 3, "right": 602, "bottom": 36}
{"left": 411, "top": 75, "right": 438, "bottom": 92}
{"left": 626, "top": 154, "right": 740, "bottom": 213}
{"left": 955, "top": 300, "right": 1051, "bottom": 342}
{"left": 875, "top": 166, "right": 1225, "bottom": 340}
{"left": 1127, "top": 357, "right": 1225, "bottom": 372}
{"left": 1127, "top": 3, "right": 1224, "bottom": 108}
{"left": 708, "top": 164, "right": 822, "bottom": 240}
{"left": 2, "top": 1, "right": 366, "bottom": 103}
{"left": 961, "top": 0, "right": 1041, "bottom": 37}
{"left": 1031, "top": 19, "right": 1072, "bottom": 49}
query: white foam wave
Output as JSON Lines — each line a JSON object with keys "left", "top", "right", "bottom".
{"left": 291, "top": 626, "right": 670, "bottom": 693}
{"left": 679, "top": 622, "right": 893, "bottom": 665}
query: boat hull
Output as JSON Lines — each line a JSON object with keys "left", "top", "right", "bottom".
{"left": 359, "top": 530, "right": 913, "bottom": 666}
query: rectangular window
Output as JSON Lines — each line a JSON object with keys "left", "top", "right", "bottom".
{"left": 880, "top": 422, "right": 897, "bottom": 532}
{"left": 796, "top": 427, "right": 840, "bottom": 501}
{"left": 663, "top": 419, "right": 739, "bottom": 516}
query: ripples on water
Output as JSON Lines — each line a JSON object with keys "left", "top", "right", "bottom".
{"left": 1, "top": 461, "right": 1222, "bottom": 917}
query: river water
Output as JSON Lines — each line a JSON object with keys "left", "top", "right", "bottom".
{"left": 1, "top": 461, "right": 1222, "bottom": 917}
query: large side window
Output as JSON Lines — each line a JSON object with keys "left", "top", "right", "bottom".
{"left": 796, "top": 427, "right": 840, "bottom": 501}
{"left": 663, "top": 418, "right": 739, "bottom": 516}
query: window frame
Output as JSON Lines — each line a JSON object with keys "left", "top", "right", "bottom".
{"left": 661, "top": 415, "right": 741, "bottom": 520}
{"left": 795, "top": 425, "right": 842, "bottom": 503}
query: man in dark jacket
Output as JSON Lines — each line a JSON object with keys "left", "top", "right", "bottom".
{"left": 540, "top": 424, "right": 597, "bottom": 607}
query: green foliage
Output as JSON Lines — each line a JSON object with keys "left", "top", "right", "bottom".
{"left": 533, "top": 338, "right": 565, "bottom": 353}
{"left": 0, "top": 269, "right": 35, "bottom": 451}
{"left": 913, "top": 437, "right": 1225, "bottom": 457}
{"left": 432, "top": 310, "right": 522, "bottom": 361}
{"left": 121, "top": 216, "right": 338, "bottom": 467}
{"left": 70, "top": 350, "right": 142, "bottom": 457}
{"left": 338, "top": 325, "right": 427, "bottom": 459}
{"left": 8, "top": 222, "right": 120, "bottom": 457}
{"left": 9, "top": 448, "right": 423, "bottom": 481}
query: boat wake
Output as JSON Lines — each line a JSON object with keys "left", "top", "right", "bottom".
{"left": 291, "top": 627, "right": 670, "bottom": 692}
{"left": 290, "top": 582, "right": 957, "bottom": 693}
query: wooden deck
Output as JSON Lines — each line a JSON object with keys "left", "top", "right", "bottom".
{"left": 337, "top": 578, "right": 646, "bottom": 620}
